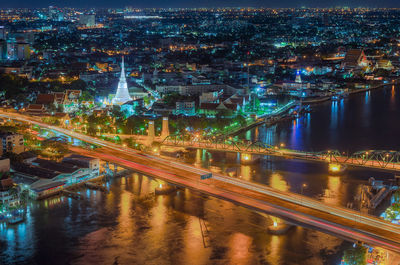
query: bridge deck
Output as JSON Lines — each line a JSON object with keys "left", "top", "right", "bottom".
{"left": 3, "top": 111, "right": 400, "bottom": 253}
{"left": 162, "top": 141, "right": 400, "bottom": 172}
{"left": 73, "top": 145, "right": 400, "bottom": 253}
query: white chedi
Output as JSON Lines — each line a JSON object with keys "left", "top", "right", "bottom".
{"left": 112, "top": 56, "right": 132, "bottom": 105}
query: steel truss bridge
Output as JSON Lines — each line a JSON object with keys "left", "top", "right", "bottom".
{"left": 162, "top": 135, "right": 400, "bottom": 171}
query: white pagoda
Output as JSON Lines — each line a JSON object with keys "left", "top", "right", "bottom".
{"left": 112, "top": 56, "right": 132, "bottom": 105}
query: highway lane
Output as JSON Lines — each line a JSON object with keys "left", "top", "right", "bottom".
{"left": 3, "top": 112, "right": 400, "bottom": 252}
{"left": 70, "top": 146, "right": 400, "bottom": 253}
{"left": 138, "top": 152, "right": 400, "bottom": 233}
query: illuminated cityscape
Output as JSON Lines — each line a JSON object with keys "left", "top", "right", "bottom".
{"left": 0, "top": 3, "right": 400, "bottom": 265}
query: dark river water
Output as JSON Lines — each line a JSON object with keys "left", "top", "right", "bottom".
{"left": 1, "top": 85, "right": 400, "bottom": 265}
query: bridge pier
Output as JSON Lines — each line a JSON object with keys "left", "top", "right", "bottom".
{"left": 267, "top": 217, "right": 293, "bottom": 235}
{"left": 240, "top": 153, "right": 260, "bottom": 164}
{"left": 104, "top": 162, "right": 124, "bottom": 178}
{"left": 328, "top": 163, "right": 346, "bottom": 174}
{"left": 155, "top": 183, "right": 177, "bottom": 195}
{"left": 161, "top": 117, "right": 170, "bottom": 140}
{"left": 147, "top": 120, "right": 155, "bottom": 145}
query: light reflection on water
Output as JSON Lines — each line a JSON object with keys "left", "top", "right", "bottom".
{"left": 3, "top": 87, "right": 399, "bottom": 264}
{"left": 0, "top": 173, "right": 345, "bottom": 265}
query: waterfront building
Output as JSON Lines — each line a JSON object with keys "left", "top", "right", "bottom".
{"left": 12, "top": 155, "right": 100, "bottom": 199}
{"left": 281, "top": 71, "right": 311, "bottom": 91}
{"left": 112, "top": 57, "right": 132, "bottom": 105}
{"left": 0, "top": 174, "right": 19, "bottom": 210}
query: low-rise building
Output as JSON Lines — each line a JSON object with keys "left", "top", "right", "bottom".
{"left": 25, "top": 104, "right": 47, "bottom": 115}
{"left": 0, "top": 158, "right": 10, "bottom": 172}
{"left": 12, "top": 154, "right": 100, "bottom": 199}
{"left": 0, "top": 173, "right": 19, "bottom": 210}
{"left": 199, "top": 102, "right": 238, "bottom": 117}
{"left": 0, "top": 132, "right": 24, "bottom": 156}
{"left": 175, "top": 101, "right": 196, "bottom": 116}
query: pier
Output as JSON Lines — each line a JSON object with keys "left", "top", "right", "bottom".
{"left": 85, "top": 182, "right": 108, "bottom": 192}
{"left": 62, "top": 190, "right": 84, "bottom": 200}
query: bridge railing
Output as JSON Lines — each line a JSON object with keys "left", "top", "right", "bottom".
{"left": 161, "top": 136, "right": 400, "bottom": 169}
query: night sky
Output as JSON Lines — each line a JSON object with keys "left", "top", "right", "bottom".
{"left": 0, "top": 0, "right": 399, "bottom": 8}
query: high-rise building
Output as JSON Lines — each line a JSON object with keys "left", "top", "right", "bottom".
{"left": 78, "top": 14, "right": 95, "bottom": 27}
{"left": 112, "top": 57, "right": 132, "bottom": 105}
{"left": 5, "top": 41, "right": 30, "bottom": 61}
{"left": 48, "top": 6, "right": 63, "bottom": 21}
{"left": 0, "top": 26, "right": 8, "bottom": 40}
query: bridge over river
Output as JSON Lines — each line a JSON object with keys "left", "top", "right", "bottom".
{"left": 162, "top": 134, "right": 400, "bottom": 172}
{"left": 2, "top": 111, "right": 400, "bottom": 253}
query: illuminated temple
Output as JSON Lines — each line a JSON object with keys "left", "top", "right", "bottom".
{"left": 112, "top": 56, "right": 132, "bottom": 105}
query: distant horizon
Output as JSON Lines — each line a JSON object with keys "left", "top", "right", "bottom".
{"left": 0, "top": 0, "right": 399, "bottom": 9}
{"left": 2, "top": 6, "right": 400, "bottom": 9}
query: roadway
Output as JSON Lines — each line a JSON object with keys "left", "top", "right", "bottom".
{"left": 2, "top": 111, "right": 400, "bottom": 253}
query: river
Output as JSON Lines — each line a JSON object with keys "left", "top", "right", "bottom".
{"left": 1, "top": 85, "right": 400, "bottom": 265}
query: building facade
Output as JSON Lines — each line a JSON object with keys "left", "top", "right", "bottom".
{"left": 0, "top": 132, "right": 24, "bottom": 156}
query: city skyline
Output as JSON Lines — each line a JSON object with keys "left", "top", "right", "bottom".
{"left": 0, "top": 5, "right": 399, "bottom": 265}
{"left": 0, "top": 0, "right": 400, "bottom": 8}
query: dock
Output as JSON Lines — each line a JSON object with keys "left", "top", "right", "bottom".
{"left": 62, "top": 190, "right": 84, "bottom": 200}
{"left": 85, "top": 182, "right": 108, "bottom": 192}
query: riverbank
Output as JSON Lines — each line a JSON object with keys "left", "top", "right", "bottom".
{"left": 250, "top": 81, "right": 398, "bottom": 134}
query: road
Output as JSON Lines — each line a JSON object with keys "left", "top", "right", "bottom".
{"left": 3, "top": 111, "right": 400, "bottom": 254}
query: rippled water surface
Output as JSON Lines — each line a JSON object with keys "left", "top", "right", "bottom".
{"left": 2, "top": 85, "right": 400, "bottom": 265}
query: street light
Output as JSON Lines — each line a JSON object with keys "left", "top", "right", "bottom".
{"left": 301, "top": 183, "right": 307, "bottom": 205}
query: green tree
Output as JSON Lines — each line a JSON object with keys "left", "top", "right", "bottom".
{"left": 69, "top": 79, "right": 87, "bottom": 91}
{"left": 342, "top": 245, "right": 367, "bottom": 265}
{"left": 79, "top": 90, "right": 94, "bottom": 102}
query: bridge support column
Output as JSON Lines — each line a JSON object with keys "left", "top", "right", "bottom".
{"left": 240, "top": 153, "right": 259, "bottom": 164}
{"left": 147, "top": 120, "right": 155, "bottom": 145}
{"left": 267, "top": 217, "right": 292, "bottom": 235}
{"left": 113, "top": 164, "right": 117, "bottom": 176}
{"left": 161, "top": 117, "right": 170, "bottom": 140}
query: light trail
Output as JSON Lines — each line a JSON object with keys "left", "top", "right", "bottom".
{"left": 3, "top": 111, "right": 400, "bottom": 253}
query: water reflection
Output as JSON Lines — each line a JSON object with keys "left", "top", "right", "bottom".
{"left": 391, "top": 85, "right": 396, "bottom": 108}
{"left": 0, "top": 173, "right": 346, "bottom": 265}
{"left": 240, "top": 165, "right": 251, "bottom": 181}
{"left": 269, "top": 172, "right": 289, "bottom": 192}
{"left": 330, "top": 101, "right": 338, "bottom": 129}
{"left": 228, "top": 233, "right": 252, "bottom": 264}
{"left": 323, "top": 175, "right": 341, "bottom": 205}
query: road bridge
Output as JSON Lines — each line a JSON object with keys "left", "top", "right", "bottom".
{"left": 162, "top": 134, "right": 400, "bottom": 172}
{"left": 3, "top": 111, "right": 400, "bottom": 253}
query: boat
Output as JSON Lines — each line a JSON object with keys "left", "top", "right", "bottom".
{"left": 7, "top": 214, "right": 24, "bottom": 225}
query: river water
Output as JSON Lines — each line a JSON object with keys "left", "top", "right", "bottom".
{"left": 1, "top": 85, "right": 399, "bottom": 265}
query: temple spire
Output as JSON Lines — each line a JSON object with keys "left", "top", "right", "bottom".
{"left": 112, "top": 56, "right": 132, "bottom": 105}
{"left": 121, "top": 56, "right": 125, "bottom": 79}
